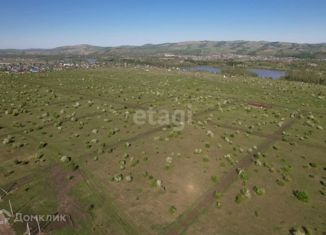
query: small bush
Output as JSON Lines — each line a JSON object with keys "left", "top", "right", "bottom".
{"left": 293, "top": 190, "right": 309, "bottom": 203}
{"left": 169, "top": 206, "right": 177, "bottom": 214}
{"left": 211, "top": 175, "right": 219, "bottom": 183}
{"left": 238, "top": 169, "right": 249, "bottom": 181}
{"left": 235, "top": 188, "right": 251, "bottom": 204}
{"left": 276, "top": 179, "right": 285, "bottom": 186}
{"left": 253, "top": 186, "right": 265, "bottom": 196}
{"left": 309, "top": 162, "right": 317, "bottom": 168}
{"left": 38, "top": 141, "right": 48, "bottom": 149}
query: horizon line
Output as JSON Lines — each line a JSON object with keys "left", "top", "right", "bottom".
{"left": 1, "top": 39, "right": 326, "bottom": 50}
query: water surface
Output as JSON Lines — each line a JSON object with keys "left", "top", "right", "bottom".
{"left": 249, "top": 68, "right": 286, "bottom": 80}
{"left": 185, "top": 66, "right": 221, "bottom": 74}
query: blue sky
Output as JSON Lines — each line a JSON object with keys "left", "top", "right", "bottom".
{"left": 1, "top": 0, "right": 326, "bottom": 48}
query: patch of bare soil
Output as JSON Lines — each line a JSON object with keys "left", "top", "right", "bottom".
{"left": 41, "top": 165, "right": 89, "bottom": 233}
{"left": 0, "top": 214, "right": 15, "bottom": 235}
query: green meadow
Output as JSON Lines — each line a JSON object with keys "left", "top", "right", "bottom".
{"left": 0, "top": 67, "right": 325, "bottom": 235}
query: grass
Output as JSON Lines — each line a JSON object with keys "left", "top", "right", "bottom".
{"left": 0, "top": 67, "right": 325, "bottom": 234}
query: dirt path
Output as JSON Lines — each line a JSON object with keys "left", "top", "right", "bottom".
{"left": 163, "top": 118, "right": 297, "bottom": 235}
{"left": 23, "top": 165, "right": 87, "bottom": 235}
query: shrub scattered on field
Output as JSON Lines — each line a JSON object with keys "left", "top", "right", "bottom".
{"left": 211, "top": 175, "right": 219, "bottom": 183}
{"left": 144, "top": 172, "right": 165, "bottom": 189}
{"left": 253, "top": 186, "right": 265, "bottom": 195}
{"left": 87, "top": 100, "right": 94, "bottom": 107}
{"left": 156, "top": 179, "right": 162, "bottom": 188}
{"left": 61, "top": 155, "right": 72, "bottom": 163}
{"left": 308, "top": 162, "right": 317, "bottom": 168}
{"left": 254, "top": 159, "right": 262, "bottom": 166}
{"left": 119, "top": 159, "right": 126, "bottom": 170}
{"left": 223, "top": 136, "right": 232, "bottom": 144}
{"left": 202, "top": 155, "right": 209, "bottom": 162}
{"left": 73, "top": 102, "right": 80, "bottom": 108}
{"left": 14, "top": 159, "right": 22, "bottom": 165}
{"left": 130, "top": 158, "right": 139, "bottom": 167}
{"left": 38, "top": 141, "right": 47, "bottom": 149}
{"left": 112, "top": 174, "right": 123, "bottom": 182}
{"left": 169, "top": 205, "right": 177, "bottom": 214}
{"left": 253, "top": 152, "right": 264, "bottom": 159}
{"left": 215, "top": 201, "right": 222, "bottom": 208}
{"left": 293, "top": 190, "right": 309, "bottom": 203}
{"left": 235, "top": 188, "right": 251, "bottom": 204}
{"left": 125, "top": 175, "right": 133, "bottom": 182}
{"left": 2, "top": 135, "right": 15, "bottom": 145}
{"left": 35, "top": 152, "right": 44, "bottom": 159}
{"left": 214, "top": 191, "right": 222, "bottom": 199}
{"left": 166, "top": 156, "right": 173, "bottom": 164}
{"left": 276, "top": 179, "right": 285, "bottom": 186}
{"left": 224, "top": 153, "right": 236, "bottom": 165}
{"left": 237, "top": 168, "right": 249, "bottom": 182}
{"left": 97, "top": 148, "right": 104, "bottom": 154}
{"left": 206, "top": 130, "right": 214, "bottom": 137}
{"left": 67, "top": 175, "right": 74, "bottom": 180}
{"left": 289, "top": 226, "right": 311, "bottom": 235}
{"left": 282, "top": 174, "right": 292, "bottom": 182}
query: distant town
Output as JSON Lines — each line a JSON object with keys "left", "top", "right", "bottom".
{"left": 0, "top": 52, "right": 308, "bottom": 75}
{"left": 0, "top": 58, "right": 103, "bottom": 74}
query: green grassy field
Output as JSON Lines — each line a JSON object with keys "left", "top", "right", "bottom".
{"left": 0, "top": 67, "right": 325, "bottom": 235}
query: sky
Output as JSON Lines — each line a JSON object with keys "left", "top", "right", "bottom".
{"left": 1, "top": 0, "right": 326, "bottom": 49}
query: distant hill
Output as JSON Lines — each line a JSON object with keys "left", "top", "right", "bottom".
{"left": 0, "top": 44, "right": 108, "bottom": 56}
{"left": 1, "top": 41, "right": 326, "bottom": 59}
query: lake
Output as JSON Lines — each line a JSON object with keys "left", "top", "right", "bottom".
{"left": 185, "top": 66, "right": 221, "bottom": 74}
{"left": 184, "top": 66, "right": 286, "bottom": 79}
{"left": 249, "top": 68, "right": 286, "bottom": 80}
